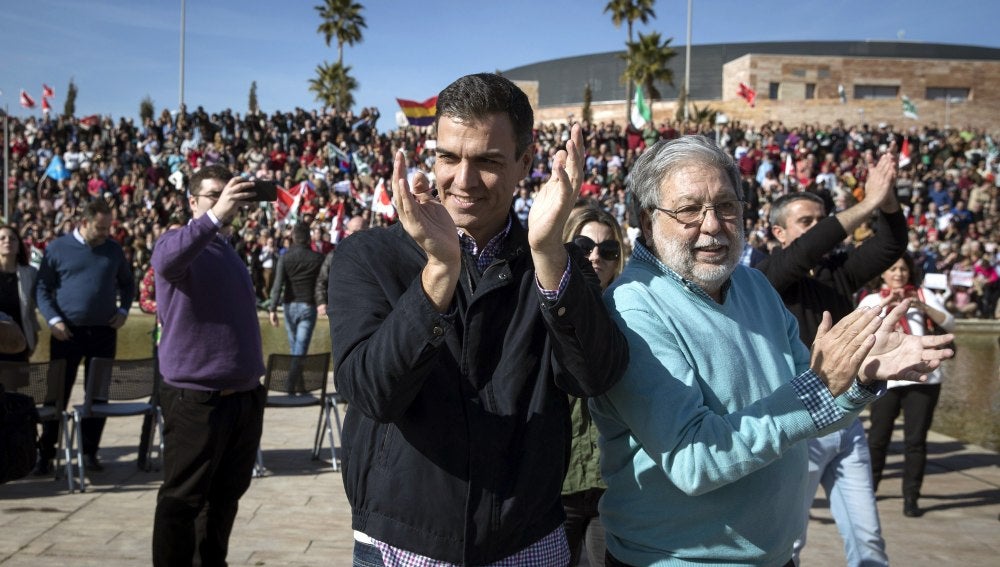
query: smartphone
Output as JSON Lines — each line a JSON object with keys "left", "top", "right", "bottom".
{"left": 248, "top": 180, "right": 278, "bottom": 202}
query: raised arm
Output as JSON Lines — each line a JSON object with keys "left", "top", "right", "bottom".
{"left": 528, "top": 124, "right": 584, "bottom": 289}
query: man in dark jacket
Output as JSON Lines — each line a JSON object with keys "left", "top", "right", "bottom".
{"left": 328, "top": 73, "right": 629, "bottom": 565}
{"left": 268, "top": 223, "right": 325, "bottom": 357}
{"left": 756, "top": 152, "right": 905, "bottom": 566}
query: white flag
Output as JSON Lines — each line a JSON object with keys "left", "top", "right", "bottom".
{"left": 371, "top": 178, "right": 396, "bottom": 220}
{"left": 631, "top": 84, "right": 652, "bottom": 129}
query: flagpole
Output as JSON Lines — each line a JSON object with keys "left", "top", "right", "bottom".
{"left": 3, "top": 104, "right": 8, "bottom": 223}
{"left": 683, "top": 0, "right": 692, "bottom": 122}
{"left": 179, "top": 0, "right": 186, "bottom": 111}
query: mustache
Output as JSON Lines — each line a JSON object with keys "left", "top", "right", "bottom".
{"left": 693, "top": 236, "right": 730, "bottom": 250}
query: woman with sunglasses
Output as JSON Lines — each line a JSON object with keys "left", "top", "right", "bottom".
{"left": 560, "top": 205, "right": 627, "bottom": 566}
{"left": 0, "top": 225, "right": 40, "bottom": 362}
{"left": 857, "top": 252, "right": 954, "bottom": 518}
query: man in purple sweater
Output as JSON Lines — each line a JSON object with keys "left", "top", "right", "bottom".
{"left": 150, "top": 165, "right": 266, "bottom": 567}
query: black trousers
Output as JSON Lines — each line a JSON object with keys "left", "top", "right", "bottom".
{"left": 40, "top": 325, "right": 117, "bottom": 460}
{"left": 152, "top": 383, "right": 265, "bottom": 567}
{"left": 867, "top": 383, "right": 942, "bottom": 499}
{"left": 563, "top": 488, "right": 606, "bottom": 566}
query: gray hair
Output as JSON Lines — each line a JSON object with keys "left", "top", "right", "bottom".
{"left": 768, "top": 192, "right": 826, "bottom": 227}
{"left": 626, "top": 135, "right": 742, "bottom": 216}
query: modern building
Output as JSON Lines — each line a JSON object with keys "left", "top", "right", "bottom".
{"left": 503, "top": 41, "right": 1000, "bottom": 130}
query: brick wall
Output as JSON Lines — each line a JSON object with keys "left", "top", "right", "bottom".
{"left": 532, "top": 54, "right": 1000, "bottom": 130}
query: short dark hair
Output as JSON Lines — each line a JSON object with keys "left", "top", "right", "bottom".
{"left": 435, "top": 73, "right": 534, "bottom": 158}
{"left": 188, "top": 165, "right": 232, "bottom": 196}
{"left": 82, "top": 199, "right": 111, "bottom": 221}
{"left": 292, "top": 223, "right": 311, "bottom": 244}
{"left": 769, "top": 192, "right": 826, "bottom": 227}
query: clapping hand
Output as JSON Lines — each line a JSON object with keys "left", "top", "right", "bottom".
{"left": 392, "top": 149, "right": 461, "bottom": 312}
{"left": 391, "top": 149, "right": 460, "bottom": 267}
{"left": 527, "top": 123, "right": 584, "bottom": 253}
{"left": 860, "top": 299, "right": 954, "bottom": 382}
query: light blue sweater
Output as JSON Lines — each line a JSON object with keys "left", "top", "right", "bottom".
{"left": 591, "top": 242, "right": 877, "bottom": 567}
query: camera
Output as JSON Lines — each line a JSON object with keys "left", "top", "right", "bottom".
{"left": 247, "top": 180, "right": 277, "bottom": 202}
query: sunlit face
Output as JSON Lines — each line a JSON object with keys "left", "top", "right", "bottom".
{"left": 773, "top": 199, "right": 825, "bottom": 247}
{"left": 80, "top": 212, "right": 111, "bottom": 247}
{"left": 881, "top": 257, "right": 911, "bottom": 290}
{"left": 577, "top": 221, "right": 617, "bottom": 290}
{"left": 0, "top": 227, "right": 19, "bottom": 259}
{"left": 643, "top": 164, "right": 744, "bottom": 299}
{"left": 188, "top": 178, "right": 223, "bottom": 220}
{"left": 433, "top": 113, "right": 531, "bottom": 245}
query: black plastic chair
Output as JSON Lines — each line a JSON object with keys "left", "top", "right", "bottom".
{"left": 71, "top": 357, "right": 163, "bottom": 491}
{"left": 254, "top": 352, "right": 339, "bottom": 476}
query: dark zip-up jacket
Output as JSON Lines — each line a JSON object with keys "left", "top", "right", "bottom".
{"left": 755, "top": 209, "right": 907, "bottom": 344}
{"left": 328, "top": 217, "right": 628, "bottom": 564}
{"left": 269, "top": 243, "right": 325, "bottom": 307}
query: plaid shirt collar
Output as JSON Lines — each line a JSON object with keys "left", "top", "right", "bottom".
{"left": 458, "top": 216, "right": 513, "bottom": 274}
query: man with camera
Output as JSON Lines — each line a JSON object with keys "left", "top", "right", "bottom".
{"left": 150, "top": 165, "right": 268, "bottom": 566}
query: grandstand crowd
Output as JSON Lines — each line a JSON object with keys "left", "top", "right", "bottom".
{"left": 4, "top": 105, "right": 999, "bottom": 318}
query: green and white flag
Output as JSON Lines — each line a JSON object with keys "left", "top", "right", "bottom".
{"left": 631, "top": 84, "right": 652, "bottom": 129}
{"left": 902, "top": 96, "right": 919, "bottom": 120}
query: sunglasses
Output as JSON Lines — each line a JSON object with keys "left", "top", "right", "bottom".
{"left": 573, "top": 235, "right": 621, "bottom": 261}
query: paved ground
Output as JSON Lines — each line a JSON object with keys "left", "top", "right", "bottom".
{"left": 1, "top": 387, "right": 997, "bottom": 566}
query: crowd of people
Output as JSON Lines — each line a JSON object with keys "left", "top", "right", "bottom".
{"left": 0, "top": 73, "right": 976, "bottom": 566}
{"left": 3, "top": 106, "right": 999, "bottom": 318}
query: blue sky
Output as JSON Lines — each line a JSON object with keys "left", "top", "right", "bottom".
{"left": 2, "top": 0, "right": 996, "bottom": 131}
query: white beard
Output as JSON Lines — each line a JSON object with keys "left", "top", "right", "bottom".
{"left": 651, "top": 229, "right": 745, "bottom": 296}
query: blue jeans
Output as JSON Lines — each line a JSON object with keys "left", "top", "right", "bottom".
{"left": 283, "top": 302, "right": 317, "bottom": 356}
{"left": 353, "top": 540, "right": 385, "bottom": 566}
{"left": 793, "top": 418, "right": 888, "bottom": 567}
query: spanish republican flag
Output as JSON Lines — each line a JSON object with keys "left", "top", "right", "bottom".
{"left": 396, "top": 96, "right": 437, "bottom": 127}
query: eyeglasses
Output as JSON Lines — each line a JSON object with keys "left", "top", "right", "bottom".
{"left": 652, "top": 200, "right": 744, "bottom": 225}
{"left": 573, "top": 235, "right": 621, "bottom": 261}
{"left": 195, "top": 192, "right": 222, "bottom": 202}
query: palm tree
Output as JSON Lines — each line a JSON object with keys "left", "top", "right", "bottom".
{"left": 309, "top": 61, "right": 357, "bottom": 111}
{"left": 622, "top": 31, "right": 676, "bottom": 118}
{"left": 604, "top": 0, "right": 655, "bottom": 43}
{"left": 605, "top": 0, "right": 656, "bottom": 123}
{"left": 315, "top": 0, "right": 366, "bottom": 66}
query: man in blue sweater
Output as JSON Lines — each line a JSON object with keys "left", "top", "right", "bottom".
{"left": 150, "top": 165, "right": 266, "bottom": 566}
{"left": 591, "top": 136, "right": 953, "bottom": 566}
{"left": 35, "top": 200, "right": 134, "bottom": 474}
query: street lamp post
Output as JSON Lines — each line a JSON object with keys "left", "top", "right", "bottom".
{"left": 683, "top": 0, "right": 692, "bottom": 121}
{"left": 179, "top": 0, "right": 186, "bottom": 111}
{"left": 3, "top": 105, "right": 8, "bottom": 223}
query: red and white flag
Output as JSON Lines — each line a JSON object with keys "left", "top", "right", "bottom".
{"left": 737, "top": 82, "right": 756, "bottom": 107}
{"left": 898, "top": 137, "right": 912, "bottom": 168}
{"left": 41, "top": 98, "right": 51, "bottom": 114}
{"left": 19, "top": 90, "right": 35, "bottom": 109}
{"left": 79, "top": 115, "right": 100, "bottom": 130}
{"left": 288, "top": 180, "right": 317, "bottom": 202}
{"left": 42, "top": 84, "right": 55, "bottom": 98}
{"left": 275, "top": 186, "right": 296, "bottom": 222}
{"left": 330, "top": 201, "right": 346, "bottom": 244}
{"left": 784, "top": 152, "right": 795, "bottom": 177}
{"left": 371, "top": 178, "right": 396, "bottom": 220}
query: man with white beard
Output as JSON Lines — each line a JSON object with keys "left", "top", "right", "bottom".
{"left": 589, "top": 135, "right": 954, "bottom": 567}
